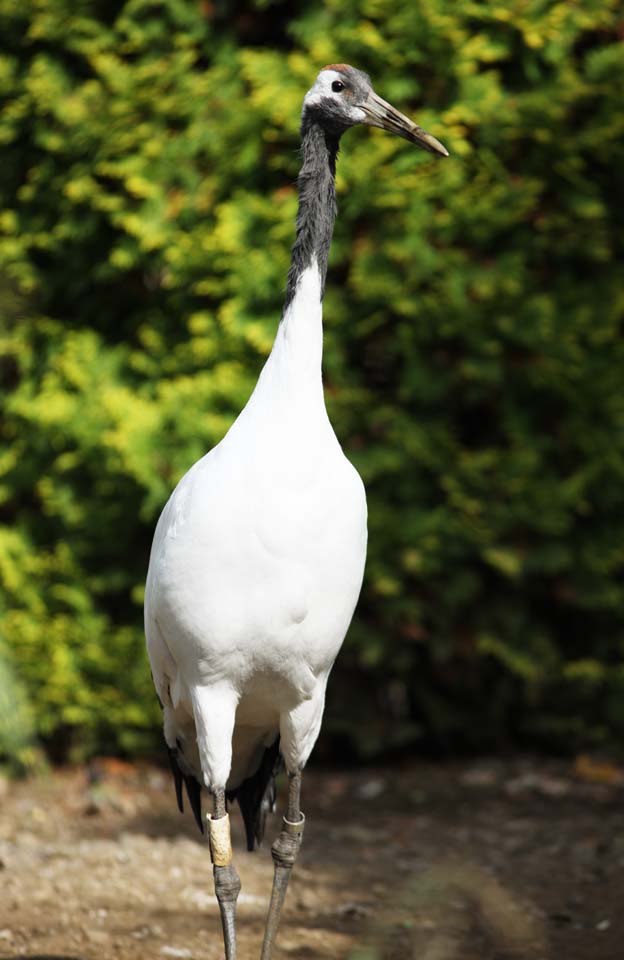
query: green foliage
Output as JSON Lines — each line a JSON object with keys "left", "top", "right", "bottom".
{"left": 1, "top": 0, "right": 623, "bottom": 759}
{"left": 0, "top": 636, "right": 42, "bottom": 772}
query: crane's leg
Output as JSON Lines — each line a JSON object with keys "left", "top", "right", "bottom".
{"left": 260, "top": 771, "right": 305, "bottom": 960}
{"left": 208, "top": 788, "right": 241, "bottom": 960}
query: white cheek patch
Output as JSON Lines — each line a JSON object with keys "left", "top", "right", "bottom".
{"left": 303, "top": 70, "right": 343, "bottom": 108}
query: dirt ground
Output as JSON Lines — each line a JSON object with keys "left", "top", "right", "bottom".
{"left": 0, "top": 756, "right": 622, "bottom": 960}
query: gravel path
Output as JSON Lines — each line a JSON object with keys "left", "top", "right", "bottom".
{"left": 0, "top": 758, "right": 622, "bottom": 958}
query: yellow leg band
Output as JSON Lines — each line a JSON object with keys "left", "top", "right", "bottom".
{"left": 207, "top": 812, "right": 233, "bottom": 866}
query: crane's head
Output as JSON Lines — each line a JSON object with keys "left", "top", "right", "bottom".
{"left": 303, "top": 64, "right": 448, "bottom": 157}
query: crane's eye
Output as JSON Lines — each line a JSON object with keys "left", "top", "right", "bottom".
{"left": 331, "top": 80, "right": 345, "bottom": 93}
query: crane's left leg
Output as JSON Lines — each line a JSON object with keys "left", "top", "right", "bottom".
{"left": 208, "top": 788, "right": 241, "bottom": 960}
{"left": 259, "top": 770, "right": 305, "bottom": 960}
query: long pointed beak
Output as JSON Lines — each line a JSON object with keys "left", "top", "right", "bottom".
{"left": 360, "top": 90, "right": 449, "bottom": 157}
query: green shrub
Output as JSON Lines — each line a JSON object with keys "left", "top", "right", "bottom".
{"left": 1, "top": 0, "right": 623, "bottom": 759}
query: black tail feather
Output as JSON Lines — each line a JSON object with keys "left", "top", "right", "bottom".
{"left": 227, "top": 738, "right": 282, "bottom": 852}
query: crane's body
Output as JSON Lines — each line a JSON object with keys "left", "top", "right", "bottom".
{"left": 145, "top": 259, "right": 367, "bottom": 795}
{"left": 145, "top": 64, "right": 447, "bottom": 960}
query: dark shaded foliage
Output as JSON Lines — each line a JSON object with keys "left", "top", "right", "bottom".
{"left": 1, "top": 0, "right": 623, "bottom": 761}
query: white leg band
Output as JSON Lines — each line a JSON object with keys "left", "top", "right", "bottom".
{"left": 207, "top": 812, "right": 233, "bottom": 866}
{"left": 282, "top": 813, "right": 305, "bottom": 836}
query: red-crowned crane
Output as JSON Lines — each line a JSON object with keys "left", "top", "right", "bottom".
{"left": 145, "top": 64, "right": 448, "bottom": 960}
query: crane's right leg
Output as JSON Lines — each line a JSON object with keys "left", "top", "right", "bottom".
{"left": 209, "top": 788, "right": 241, "bottom": 960}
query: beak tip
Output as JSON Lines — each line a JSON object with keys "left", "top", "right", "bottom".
{"left": 424, "top": 135, "right": 449, "bottom": 158}
{"left": 408, "top": 127, "right": 448, "bottom": 157}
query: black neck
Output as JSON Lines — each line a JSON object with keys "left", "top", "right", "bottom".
{"left": 283, "top": 114, "right": 340, "bottom": 313}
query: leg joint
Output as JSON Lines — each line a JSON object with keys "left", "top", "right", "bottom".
{"left": 214, "top": 864, "right": 241, "bottom": 904}
{"left": 271, "top": 827, "right": 303, "bottom": 868}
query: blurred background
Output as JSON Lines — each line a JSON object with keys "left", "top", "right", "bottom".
{"left": 1, "top": 0, "right": 623, "bottom": 773}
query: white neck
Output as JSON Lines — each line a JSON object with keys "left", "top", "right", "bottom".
{"left": 274, "top": 259, "right": 323, "bottom": 375}
{"left": 253, "top": 259, "right": 324, "bottom": 401}
{"left": 226, "top": 257, "right": 335, "bottom": 457}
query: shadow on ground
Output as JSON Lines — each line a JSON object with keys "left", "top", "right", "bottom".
{"left": 0, "top": 758, "right": 622, "bottom": 959}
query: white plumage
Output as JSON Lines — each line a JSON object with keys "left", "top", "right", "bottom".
{"left": 145, "top": 63, "right": 446, "bottom": 959}
{"left": 145, "top": 259, "right": 367, "bottom": 795}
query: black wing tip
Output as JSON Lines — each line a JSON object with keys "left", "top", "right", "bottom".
{"left": 167, "top": 746, "right": 185, "bottom": 814}
{"left": 229, "top": 738, "right": 282, "bottom": 852}
{"left": 184, "top": 772, "right": 204, "bottom": 834}
{"left": 167, "top": 740, "right": 282, "bottom": 843}
{"left": 166, "top": 746, "right": 204, "bottom": 833}
{"left": 225, "top": 787, "right": 258, "bottom": 851}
